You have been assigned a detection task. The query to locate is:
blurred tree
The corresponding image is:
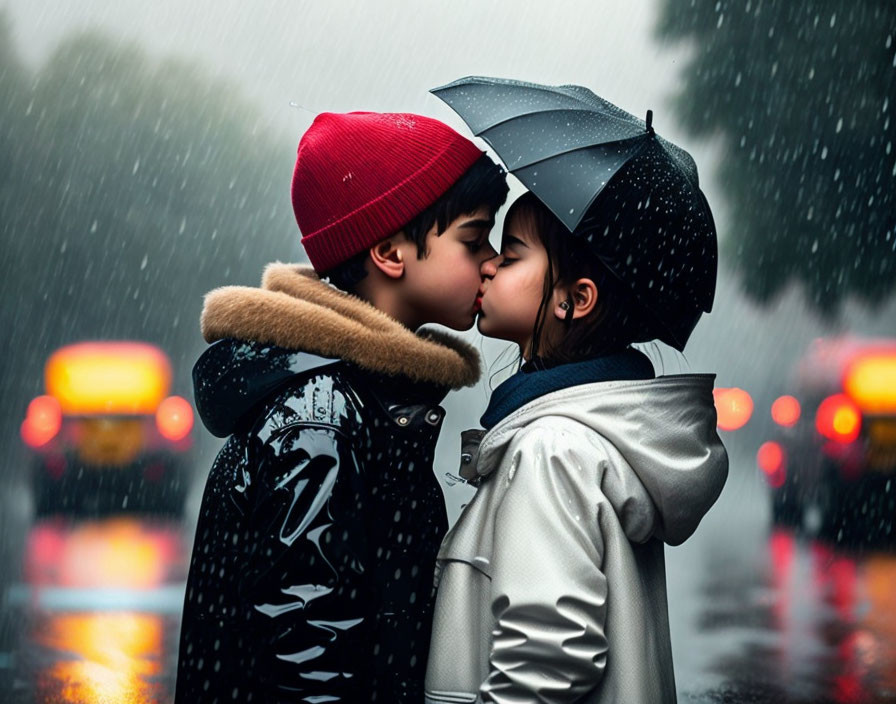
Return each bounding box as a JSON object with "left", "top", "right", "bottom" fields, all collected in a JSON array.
[
  {"left": 0, "top": 21, "right": 302, "bottom": 486},
  {"left": 0, "top": 24, "right": 299, "bottom": 404},
  {"left": 0, "top": 12, "right": 27, "bottom": 225},
  {"left": 656, "top": 1, "right": 895, "bottom": 311}
]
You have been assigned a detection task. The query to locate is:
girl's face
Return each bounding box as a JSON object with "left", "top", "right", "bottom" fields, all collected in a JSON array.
[{"left": 477, "top": 211, "right": 552, "bottom": 355}]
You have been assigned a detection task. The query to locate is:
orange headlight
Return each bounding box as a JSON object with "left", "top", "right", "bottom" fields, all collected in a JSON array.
[
  {"left": 45, "top": 342, "right": 172, "bottom": 415},
  {"left": 844, "top": 354, "right": 896, "bottom": 414}
]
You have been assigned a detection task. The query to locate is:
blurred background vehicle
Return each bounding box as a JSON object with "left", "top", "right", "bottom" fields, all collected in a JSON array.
[
  {"left": 758, "top": 336, "right": 896, "bottom": 543},
  {"left": 20, "top": 341, "right": 194, "bottom": 518}
]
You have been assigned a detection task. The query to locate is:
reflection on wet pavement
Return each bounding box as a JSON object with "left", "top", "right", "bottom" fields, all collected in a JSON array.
[
  {"left": 4, "top": 517, "right": 185, "bottom": 704},
  {"left": 671, "top": 477, "right": 896, "bottom": 704},
  {"left": 3, "top": 478, "right": 896, "bottom": 703},
  {"left": 34, "top": 613, "right": 165, "bottom": 704}
]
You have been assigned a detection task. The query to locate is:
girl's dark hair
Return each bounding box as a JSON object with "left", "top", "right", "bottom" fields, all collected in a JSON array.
[
  {"left": 511, "top": 192, "right": 657, "bottom": 366},
  {"left": 323, "top": 154, "right": 508, "bottom": 292}
]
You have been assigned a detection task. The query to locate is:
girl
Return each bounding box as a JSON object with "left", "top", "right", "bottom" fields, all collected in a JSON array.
[{"left": 424, "top": 192, "right": 729, "bottom": 703}]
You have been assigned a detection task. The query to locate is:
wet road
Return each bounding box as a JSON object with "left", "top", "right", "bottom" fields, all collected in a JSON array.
[
  {"left": 668, "top": 453, "right": 896, "bottom": 703},
  {"left": 2, "top": 456, "right": 895, "bottom": 703},
  {"left": 0, "top": 506, "right": 184, "bottom": 704}
]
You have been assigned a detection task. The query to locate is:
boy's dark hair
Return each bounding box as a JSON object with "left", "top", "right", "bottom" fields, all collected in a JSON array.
[
  {"left": 510, "top": 193, "right": 659, "bottom": 366},
  {"left": 323, "top": 154, "right": 508, "bottom": 292}
]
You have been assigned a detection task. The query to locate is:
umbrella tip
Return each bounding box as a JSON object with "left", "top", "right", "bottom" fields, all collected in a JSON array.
[{"left": 646, "top": 109, "right": 655, "bottom": 136}]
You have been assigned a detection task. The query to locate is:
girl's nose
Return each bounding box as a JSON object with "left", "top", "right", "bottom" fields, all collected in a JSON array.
[{"left": 480, "top": 252, "right": 501, "bottom": 279}]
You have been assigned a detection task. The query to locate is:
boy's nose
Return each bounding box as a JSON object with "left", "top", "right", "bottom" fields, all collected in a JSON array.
[{"left": 480, "top": 252, "right": 500, "bottom": 279}]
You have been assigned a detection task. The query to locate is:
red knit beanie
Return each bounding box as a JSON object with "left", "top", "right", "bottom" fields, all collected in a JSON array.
[{"left": 291, "top": 112, "right": 483, "bottom": 272}]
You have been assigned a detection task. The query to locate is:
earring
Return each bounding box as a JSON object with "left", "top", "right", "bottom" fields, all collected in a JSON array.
[{"left": 559, "top": 301, "right": 571, "bottom": 311}]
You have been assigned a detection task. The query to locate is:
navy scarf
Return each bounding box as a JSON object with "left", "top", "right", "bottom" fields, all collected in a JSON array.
[{"left": 480, "top": 348, "right": 655, "bottom": 430}]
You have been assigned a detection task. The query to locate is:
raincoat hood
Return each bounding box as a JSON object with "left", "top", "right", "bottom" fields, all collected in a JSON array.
[
  {"left": 192, "top": 263, "right": 480, "bottom": 438},
  {"left": 472, "top": 374, "right": 727, "bottom": 546}
]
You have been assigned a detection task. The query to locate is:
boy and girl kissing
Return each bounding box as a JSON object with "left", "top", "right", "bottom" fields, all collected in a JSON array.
[{"left": 176, "top": 80, "right": 728, "bottom": 704}]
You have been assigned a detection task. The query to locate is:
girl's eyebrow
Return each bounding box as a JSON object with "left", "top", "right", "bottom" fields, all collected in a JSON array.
[{"left": 501, "top": 235, "right": 529, "bottom": 249}]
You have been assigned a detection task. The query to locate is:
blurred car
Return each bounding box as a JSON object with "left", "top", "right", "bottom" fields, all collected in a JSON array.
[
  {"left": 20, "top": 341, "right": 194, "bottom": 517},
  {"left": 760, "top": 336, "right": 896, "bottom": 541}
]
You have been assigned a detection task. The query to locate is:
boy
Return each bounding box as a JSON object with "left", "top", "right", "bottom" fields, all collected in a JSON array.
[{"left": 175, "top": 112, "right": 508, "bottom": 703}]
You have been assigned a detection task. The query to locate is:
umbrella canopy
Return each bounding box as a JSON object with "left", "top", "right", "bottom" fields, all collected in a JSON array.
[{"left": 431, "top": 76, "right": 718, "bottom": 351}]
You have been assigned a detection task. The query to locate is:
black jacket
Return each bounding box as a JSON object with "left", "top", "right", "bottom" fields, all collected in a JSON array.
[{"left": 175, "top": 265, "right": 480, "bottom": 703}]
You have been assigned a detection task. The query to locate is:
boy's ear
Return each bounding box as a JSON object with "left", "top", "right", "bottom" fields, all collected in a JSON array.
[
  {"left": 368, "top": 237, "right": 405, "bottom": 279},
  {"left": 552, "top": 278, "right": 598, "bottom": 320}
]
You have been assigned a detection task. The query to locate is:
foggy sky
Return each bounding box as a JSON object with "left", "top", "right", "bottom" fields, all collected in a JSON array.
[{"left": 6, "top": 0, "right": 895, "bottom": 520}]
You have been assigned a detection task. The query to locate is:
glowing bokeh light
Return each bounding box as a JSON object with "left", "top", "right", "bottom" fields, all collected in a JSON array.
[
  {"left": 816, "top": 394, "right": 862, "bottom": 444},
  {"left": 844, "top": 354, "right": 896, "bottom": 413},
  {"left": 757, "top": 441, "right": 788, "bottom": 489},
  {"left": 771, "top": 395, "right": 801, "bottom": 427},
  {"left": 20, "top": 395, "right": 63, "bottom": 447},
  {"left": 45, "top": 342, "right": 172, "bottom": 415},
  {"left": 155, "top": 396, "right": 194, "bottom": 442},
  {"left": 713, "top": 387, "right": 754, "bottom": 431}
]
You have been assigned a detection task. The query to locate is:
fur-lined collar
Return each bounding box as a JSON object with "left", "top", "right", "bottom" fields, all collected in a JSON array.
[{"left": 200, "top": 263, "right": 480, "bottom": 389}]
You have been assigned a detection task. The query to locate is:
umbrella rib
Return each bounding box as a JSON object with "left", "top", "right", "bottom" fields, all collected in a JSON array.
[
  {"left": 497, "top": 133, "right": 650, "bottom": 171},
  {"left": 476, "top": 106, "right": 641, "bottom": 136}
]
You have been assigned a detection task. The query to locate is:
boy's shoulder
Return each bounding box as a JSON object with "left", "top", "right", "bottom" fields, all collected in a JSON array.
[
  {"left": 193, "top": 338, "right": 349, "bottom": 439},
  {"left": 194, "top": 337, "right": 451, "bottom": 442}
]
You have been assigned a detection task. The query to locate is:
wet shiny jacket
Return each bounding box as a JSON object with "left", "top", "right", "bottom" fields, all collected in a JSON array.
[
  {"left": 175, "top": 264, "right": 480, "bottom": 703},
  {"left": 425, "top": 375, "right": 728, "bottom": 704}
]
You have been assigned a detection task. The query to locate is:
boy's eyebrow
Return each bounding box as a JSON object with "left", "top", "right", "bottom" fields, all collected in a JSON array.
[{"left": 458, "top": 218, "right": 495, "bottom": 230}]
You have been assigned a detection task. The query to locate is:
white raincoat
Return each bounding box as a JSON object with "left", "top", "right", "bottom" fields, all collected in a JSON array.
[{"left": 425, "top": 374, "right": 728, "bottom": 704}]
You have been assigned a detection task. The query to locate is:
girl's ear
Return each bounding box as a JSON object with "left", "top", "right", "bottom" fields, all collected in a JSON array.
[
  {"left": 552, "top": 278, "right": 598, "bottom": 320},
  {"left": 369, "top": 236, "right": 406, "bottom": 279}
]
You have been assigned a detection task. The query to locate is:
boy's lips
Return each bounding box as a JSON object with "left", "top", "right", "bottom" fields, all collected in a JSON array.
[{"left": 473, "top": 286, "right": 486, "bottom": 314}]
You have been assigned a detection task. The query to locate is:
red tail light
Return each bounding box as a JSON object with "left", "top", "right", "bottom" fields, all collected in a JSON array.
[
  {"left": 155, "top": 396, "right": 193, "bottom": 442},
  {"left": 713, "top": 387, "right": 754, "bottom": 431},
  {"left": 757, "top": 441, "right": 787, "bottom": 488},
  {"left": 21, "top": 395, "right": 63, "bottom": 448},
  {"left": 771, "top": 395, "right": 801, "bottom": 427},
  {"left": 815, "top": 394, "right": 862, "bottom": 444}
]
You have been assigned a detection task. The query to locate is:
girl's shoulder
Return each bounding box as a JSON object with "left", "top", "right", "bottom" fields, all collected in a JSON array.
[{"left": 502, "top": 416, "right": 612, "bottom": 471}]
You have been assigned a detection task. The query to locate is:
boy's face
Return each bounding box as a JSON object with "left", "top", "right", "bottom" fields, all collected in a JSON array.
[{"left": 398, "top": 205, "right": 497, "bottom": 331}]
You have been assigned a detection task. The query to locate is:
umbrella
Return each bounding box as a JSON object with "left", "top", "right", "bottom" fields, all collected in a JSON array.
[{"left": 431, "top": 76, "right": 717, "bottom": 351}]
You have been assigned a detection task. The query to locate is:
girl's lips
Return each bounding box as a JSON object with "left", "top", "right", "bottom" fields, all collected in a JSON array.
[{"left": 473, "top": 296, "right": 483, "bottom": 313}]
